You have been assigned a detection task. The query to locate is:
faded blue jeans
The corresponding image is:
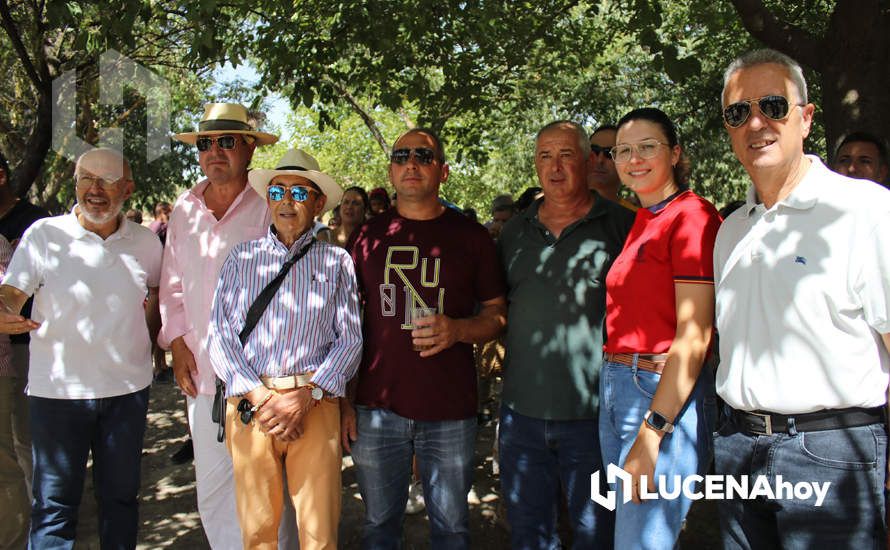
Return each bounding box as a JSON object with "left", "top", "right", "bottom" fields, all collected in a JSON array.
[
  {"left": 598, "top": 360, "right": 716, "bottom": 550},
  {"left": 29, "top": 387, "right": 149, "bottom": 550},
  {"left": 498, "top": 404, "right": 614, "bottom": 549},
  {"left": 715, "top": 407, "right": 886, "bottom": 549},
  {"left": 351, "top": 405, "right": 476, "bottom": 550}
]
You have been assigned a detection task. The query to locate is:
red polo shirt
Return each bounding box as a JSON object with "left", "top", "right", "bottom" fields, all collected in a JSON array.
[{"left": 604, "top": 190, "right": 721, "bottom": 354}]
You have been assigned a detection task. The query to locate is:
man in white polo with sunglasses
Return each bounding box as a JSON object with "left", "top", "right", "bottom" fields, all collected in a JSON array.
[
  {"left": 161, "top": 103, "right": 279, "bottom": 547},
  {"left": 714, "top": 49, "right": 890, "bottom": 548},
  {"left": 207, "top": 148, "right": 361, "bottom": 549}
]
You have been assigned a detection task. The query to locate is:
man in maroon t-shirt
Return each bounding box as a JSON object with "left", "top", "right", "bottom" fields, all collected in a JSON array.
[{"left": 345, "top": 128, "right": 506, "bottom": 549}]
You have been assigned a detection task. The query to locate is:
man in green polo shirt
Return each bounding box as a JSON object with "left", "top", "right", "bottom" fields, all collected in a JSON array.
[{"left": 497, "top": 120, "right": 633, "bottom": 549}]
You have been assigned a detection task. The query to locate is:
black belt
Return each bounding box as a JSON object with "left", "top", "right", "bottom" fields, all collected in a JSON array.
[{"left": 731, "top": 406, "right": 885, "bottom": 436}]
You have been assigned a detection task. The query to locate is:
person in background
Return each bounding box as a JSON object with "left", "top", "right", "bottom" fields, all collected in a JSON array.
[
  {"left": 327, "top": 205, "right": 342, "bottom": 230},
  {"left": 831, "top": 131, "right": 888, "bottom": 187},
  {"left": 149, "top": 201, "right": 172, "bottom": 244},
  {"left": 600, "top": 108, "right": 721, "bottom": 549},
  {"left": 0, "top": 154, "right": 47, "bottom": 549},
  {"left": 589, "top": 125, "right": 639, "bottom": 212},
  {"left": 368, "top": 187, "right": 391, "bottom": 216},
  {"left": 485, "top": 194, "right": 515, "bottom": 240},
  {"left": 320, "top": 185, "right": 369, "bottom": 248},
  {"left": 514, "top": 187, "right": 542, "bottom": 213},
  {"left": 125, "top": 209, "right": 143, "bottom": 224}
]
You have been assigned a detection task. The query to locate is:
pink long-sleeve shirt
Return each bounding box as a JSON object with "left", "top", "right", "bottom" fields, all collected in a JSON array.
[{"left": 159, "top": 179, "right": 271, "bottom": 395}]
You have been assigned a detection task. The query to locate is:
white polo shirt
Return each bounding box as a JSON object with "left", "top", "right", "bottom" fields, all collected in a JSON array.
[
  {"left": 715, "top": 156, "right": 890, "bottom": 413},
  {"left": 3, "top": 209, "right": 163, "bottom": 399}
]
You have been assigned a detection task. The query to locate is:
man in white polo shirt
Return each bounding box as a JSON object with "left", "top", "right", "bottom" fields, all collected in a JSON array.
[
  {"left": 714, "top": 48, "right": 890, "bottom": 548},
  {"left": 0, "top": 148, "right": 162, "bottom": 548}
]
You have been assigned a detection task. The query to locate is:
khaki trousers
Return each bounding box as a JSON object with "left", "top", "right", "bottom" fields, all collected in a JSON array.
[{"left": 226, "top": 396, "right": 341, "bottom": 550}]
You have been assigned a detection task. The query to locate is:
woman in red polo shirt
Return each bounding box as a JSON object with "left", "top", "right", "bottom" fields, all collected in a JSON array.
[{"left": 599, "top": 107, "right": 721, "bottom": 549}]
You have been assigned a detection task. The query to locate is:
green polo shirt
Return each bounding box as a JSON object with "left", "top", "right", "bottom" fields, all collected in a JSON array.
[{"left": 498, "top": 194, "right": 634, "bottom": 420}]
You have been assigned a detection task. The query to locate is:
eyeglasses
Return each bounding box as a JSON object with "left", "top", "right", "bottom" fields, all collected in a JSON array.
[
  {"left": 590, "top": 144, "right": 612, "bottom": 159},
  {"left": 610, "top": 139, "right": 670, "bottom": 164},
  {"left": 722, "top": 95, "right": 800, "bottom": 128},
  {"left": 390, "top": 147, "right": 437, "bottom": 165},
  {"left": 267, "top": 184, "right": 318, "bottom": 202},
  {"left": 196, "top": 135, "right": 238, "bottom": 152},
  {"left": 75, "top": 174, "right": 128, "bottom": 190},
  {"left": 237, "top": 399, "right": 254, "bottom": 425}
]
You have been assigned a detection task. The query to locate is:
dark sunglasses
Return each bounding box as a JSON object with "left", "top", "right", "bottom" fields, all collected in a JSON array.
[
  {"left": 590, "top": 144, "right": 612, "bottom": 159},
  {"left": 196, "top": 135, "right": 237, "bottom": 151},
  {"left": 268, "top": 185, "right": 317, "bottom": 202},
  {"left": 723, "top": 95, "right": 798, "bottom": 128},
  {"left": 237, "top": 399, "right": 254, "bottom": 425},
  {"left": 390, "top": 147, "right": 437, "bottom": 165}
]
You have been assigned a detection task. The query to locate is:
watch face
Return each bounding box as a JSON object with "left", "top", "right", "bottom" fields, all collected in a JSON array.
[
  {"left": 311, "top": 386, "right": 324, "bottom": 401},
  {"left": 646, "top": 411, "right": 674, "bottom": 433}
]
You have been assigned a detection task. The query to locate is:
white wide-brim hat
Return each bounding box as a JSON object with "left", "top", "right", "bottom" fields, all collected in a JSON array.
[
  {"left": 174, "top": 103, "right": 278, "bottom": 146},
  {"left": 248, "top": 148, "right": 342, "bottom": 213}
]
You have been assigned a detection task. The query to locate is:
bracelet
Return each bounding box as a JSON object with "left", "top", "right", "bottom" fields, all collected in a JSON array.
[{"left": 251, "top": 391, "right": 274, "bottom": 413}]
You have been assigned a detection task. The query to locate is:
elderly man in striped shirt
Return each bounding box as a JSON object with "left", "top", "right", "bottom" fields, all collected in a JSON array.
[{"left": 207, "top": 148, "right": 362, "bottom": 550}]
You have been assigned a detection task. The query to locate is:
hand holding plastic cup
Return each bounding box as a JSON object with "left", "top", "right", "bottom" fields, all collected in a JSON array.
[{"left": 410, "top": 306, "right": 437, "bottom": 352}]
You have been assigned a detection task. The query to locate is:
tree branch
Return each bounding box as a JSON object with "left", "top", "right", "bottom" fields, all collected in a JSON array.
[
  {"left": 729, "top": 0, "right": 824, "bottom": 70},
  {"left": 0, "top": 0, "right": 43, "bottom": 88},
  {"left": 324, "top": 78, "right": 390, "bottom": 156}
]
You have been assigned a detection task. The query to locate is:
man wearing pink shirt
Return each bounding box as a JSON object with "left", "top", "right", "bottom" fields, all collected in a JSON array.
[{"left": 160, "top": 103, "right": 278, "bottom": 548}]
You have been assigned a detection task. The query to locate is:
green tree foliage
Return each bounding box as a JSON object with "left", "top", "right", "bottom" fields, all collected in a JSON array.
[{"left": 0, "top": 0, "right": 217, "bottom": 209}]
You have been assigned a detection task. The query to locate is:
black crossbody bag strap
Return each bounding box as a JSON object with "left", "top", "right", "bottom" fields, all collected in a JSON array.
[{"left": 213, "top": 238, "right": 316, "bottom": 442}]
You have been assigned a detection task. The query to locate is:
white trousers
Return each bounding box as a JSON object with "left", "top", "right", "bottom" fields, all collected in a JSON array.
[{"left": 188, "top": 394, "right": 299, "bottom": 549}]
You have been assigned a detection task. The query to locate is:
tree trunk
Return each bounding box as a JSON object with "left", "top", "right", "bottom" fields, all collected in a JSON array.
[
  {"left": 818, "top": 2, "right": 890, "bottom": 157},
  {"left": 730, "top": 0, "right": 890, "bottom": 159},
  {"left": 11, "top": 86, "right": 53, "bottom": 199}
]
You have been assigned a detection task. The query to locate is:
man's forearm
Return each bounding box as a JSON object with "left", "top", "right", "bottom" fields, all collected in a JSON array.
[{"left": 455, "top": 302, "right": 507, "bottom": 345}]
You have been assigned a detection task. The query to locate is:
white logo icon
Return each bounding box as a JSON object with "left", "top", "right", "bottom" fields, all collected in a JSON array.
[{"left": 52, "top": 49, "right": 170, "bottom": 180}]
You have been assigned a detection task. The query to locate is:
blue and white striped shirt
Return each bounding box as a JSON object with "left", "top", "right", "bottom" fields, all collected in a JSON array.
[{"left": 208, "top": 228, "right": 362, "bottom": 397}]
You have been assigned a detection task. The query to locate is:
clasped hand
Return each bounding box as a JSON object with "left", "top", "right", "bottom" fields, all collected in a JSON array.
[{"left": 255, "top": 389, "right": 314, "bottom": 442}]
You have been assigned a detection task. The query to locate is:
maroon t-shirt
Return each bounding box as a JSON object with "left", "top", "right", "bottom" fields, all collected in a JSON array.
[{"left": 350, "top": 207, "right": 506, "bottom": 421}]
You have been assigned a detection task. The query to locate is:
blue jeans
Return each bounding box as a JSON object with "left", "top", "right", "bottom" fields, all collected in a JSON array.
[
  {"left": 714, "top": 408, "right": 886, "bottom": 549},
  {"left": 598, "top": 361, "right": 715, "bottom": 550},
  {"left": 351, "top": 406, "right": 476, "bottom": 550},
  {"left": 29, "top": 387, "right": 149, "bottom": 550},
  {"left": 498, "top": 404, "right": 613, "bottom": 549}
]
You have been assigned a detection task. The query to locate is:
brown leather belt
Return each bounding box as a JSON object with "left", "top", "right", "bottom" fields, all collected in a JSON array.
[
  {"left": 260, "top": 373, "right": 314, "bottom": 390},
  {"left": 604, "top": 352, "right": 668, "bottom": 374}
]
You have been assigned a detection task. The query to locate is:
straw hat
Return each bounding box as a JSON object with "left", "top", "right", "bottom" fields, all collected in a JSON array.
[
  {"left": 173, "top": 103, "right": 278, "bottom": 146},
  {"left": 248, "top": 148, "right": 342, "bottom": 213}
]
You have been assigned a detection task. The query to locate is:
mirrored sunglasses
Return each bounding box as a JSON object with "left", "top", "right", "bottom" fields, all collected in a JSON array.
[
  {"left": 196, "top": 135, "right": 238, "bottom": 151},
  {"left": 390, "top": 147, "right": 437, "bottom": 165},
  {"left": 267, "top": 184, "right": 317, "bottom": 202},
  {"left": 723, "top": 95, "right": 794, "bottom": 128}
]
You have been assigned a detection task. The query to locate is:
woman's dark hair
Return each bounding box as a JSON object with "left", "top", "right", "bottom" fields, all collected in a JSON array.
[
  {"left": 616, "top": 107, "right": 690, "bottom": 187},
  {"left": 343, "top": 186, "right": 370, "bottom": 212}
]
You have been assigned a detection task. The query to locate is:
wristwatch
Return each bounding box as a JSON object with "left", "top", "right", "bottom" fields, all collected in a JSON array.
[
  {"left": 644, "top": 409, "right": 675, "bottom": 434},
  {"left": 305, "top": 383, "right": 324, "bottom": 402}
]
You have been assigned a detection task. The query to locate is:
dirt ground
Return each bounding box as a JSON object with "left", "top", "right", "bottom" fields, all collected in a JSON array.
[{"left": 71, "top": 378, "right": 720, "bottom": 549}]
